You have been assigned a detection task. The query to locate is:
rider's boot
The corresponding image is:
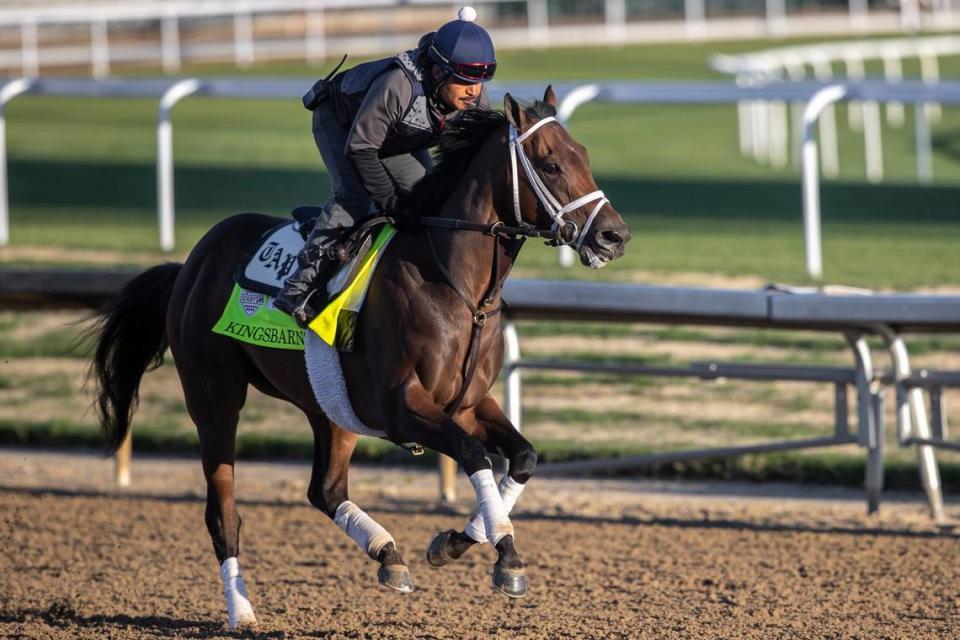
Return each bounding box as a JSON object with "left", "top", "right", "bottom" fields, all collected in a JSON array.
[{"left": 274, "top": 230, "right": 335, "bottom": 328}]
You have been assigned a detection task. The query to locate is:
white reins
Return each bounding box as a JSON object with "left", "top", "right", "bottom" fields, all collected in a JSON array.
[{"left": 508, "top": 116, "right": 609, "bottom": 251}]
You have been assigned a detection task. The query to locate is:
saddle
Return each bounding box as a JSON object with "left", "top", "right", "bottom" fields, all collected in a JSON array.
[{"left": 239, "top": 207, "right": 390, "bottom": 306}]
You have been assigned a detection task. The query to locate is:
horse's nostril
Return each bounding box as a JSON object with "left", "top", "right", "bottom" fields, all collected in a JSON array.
[{"left": 600, "top": 229, "right": 623, "bottom": 246}]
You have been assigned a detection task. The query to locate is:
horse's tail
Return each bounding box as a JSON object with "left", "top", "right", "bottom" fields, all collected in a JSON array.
[{"left": 89, "top": 262, "right": 182, "bottom": 454}]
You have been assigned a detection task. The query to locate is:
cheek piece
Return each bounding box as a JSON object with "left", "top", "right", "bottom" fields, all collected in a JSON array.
[{"left": 508, "top": 116, "right": 609, "bottom": 251}]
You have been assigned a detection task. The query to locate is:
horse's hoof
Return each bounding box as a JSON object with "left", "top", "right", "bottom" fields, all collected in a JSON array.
[
  {"left": 378, "top": 564, "right": 414, "bottom": 593},
  {"left": 227, "top": 613, "right": 257, "bottom": 630},
  {"left": 492, "top": 564, "right": 527, "bottom": 598},
  {"left": 426, "top": 530, "right": 456, "bottom": 568}
]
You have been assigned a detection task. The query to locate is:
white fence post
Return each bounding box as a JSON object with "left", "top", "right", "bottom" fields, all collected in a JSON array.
[
  {"left": 604, "top": 0, "right": 627, "bottom": 44},
  {"left": 684, "top": 0, "right": 706, "bottom": 40},
  {"left": 91, "top": 19, "right": 110, "bottom": 79},
  {"left": 161, "top": 15, "right": 182, "bottom": 74},
  {"left": 305, "top": 8, "right": 326, "bottom": 65},
  {"left": 234, "top": 11, "right": 255, "bottom": 69},
  {"left": 882, "top": 48, "right": 905, "bottom": 127},
  {"left": 0, "top": 78, "right": 35, "bottom": 248},
  {"left": 527, "top": 0, "right": 549, "bottom": 46},
  {"left": 915, "top": 103, "right": 933, "bottom": 184},
  {"left": 849, "top": 0, "right": 870, "bottom": 32},
  {"left": 503, "top": 322, "right": 522, "bottom": 432},
  {"left": 21, "top": 20, "right": 39, "bottom": 78},
  {"left": 801, "top": 85, "right": 847, "bottom": 280},
  {"left": 157, "top": 79, "right": 202, "bottom": 253}
]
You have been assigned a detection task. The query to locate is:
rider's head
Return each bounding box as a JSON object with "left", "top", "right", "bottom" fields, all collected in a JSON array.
[{"left": 427, "top": 7, "right": 496, "bottom": 112}]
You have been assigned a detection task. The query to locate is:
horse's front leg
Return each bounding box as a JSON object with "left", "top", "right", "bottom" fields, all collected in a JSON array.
[
  {"left": 305, "top": 414, "right": 413, "bottom": 593},
  {"left": 393, "top": 385, "right": 529, "bottom": 598},
  {"left": 426, "top": 396, "right": 536, "bottom": 578}
]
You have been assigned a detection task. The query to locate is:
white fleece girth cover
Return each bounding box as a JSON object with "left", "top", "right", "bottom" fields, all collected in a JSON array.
[
  {"left": 304, "top": 331, "right": 385, "bottom": 437},
  {"left": 335, "top": 500, "right": 395, "bottom": 559},
  {"left": 464, "top": 475, "right": 525, "bottom": 544}
]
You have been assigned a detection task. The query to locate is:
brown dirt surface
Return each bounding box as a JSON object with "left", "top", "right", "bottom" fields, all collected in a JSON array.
[{"left": 2, "top": 451, "right": 959, "bottom": 639}]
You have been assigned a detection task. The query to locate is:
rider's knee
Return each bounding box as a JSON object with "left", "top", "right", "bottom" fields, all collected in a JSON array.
[{"left": 510, "top": 445, "right": 538, "bottom": 484}]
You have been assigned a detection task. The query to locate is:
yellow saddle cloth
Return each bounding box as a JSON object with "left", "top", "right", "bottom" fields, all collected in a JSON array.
[{"left": 308, "top": 224, "right": 397, "bottom": 352}]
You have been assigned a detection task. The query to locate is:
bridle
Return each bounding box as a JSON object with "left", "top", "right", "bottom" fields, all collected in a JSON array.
[
  {"left": 414, "top": 113, "right": 611, "bottom": 413},
  {"left": 508, "top": 116, "right": 609, "bottom": 251}
]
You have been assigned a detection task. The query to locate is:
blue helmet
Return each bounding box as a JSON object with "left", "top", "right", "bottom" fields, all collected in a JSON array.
[{"left": 427, "top": 7, "right": 497, "bottom": 83}]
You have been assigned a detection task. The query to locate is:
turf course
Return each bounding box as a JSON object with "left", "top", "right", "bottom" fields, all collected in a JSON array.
[{"left": 5, "top": 36, "right": 960, "bottom": 289}]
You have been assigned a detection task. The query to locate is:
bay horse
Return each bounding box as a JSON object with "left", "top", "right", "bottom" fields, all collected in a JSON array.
[{"left": 90, "top": 87, "right": 630, "bottom": 629}]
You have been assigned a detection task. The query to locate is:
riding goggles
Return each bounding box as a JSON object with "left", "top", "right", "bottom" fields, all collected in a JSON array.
[{"left": 429, "top": 44, "right": 497, "bottom": 82}]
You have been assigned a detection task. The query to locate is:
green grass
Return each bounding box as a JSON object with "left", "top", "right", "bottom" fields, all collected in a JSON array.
[{"left": 4, "top": 37, "right": 960, "bottom": 288}]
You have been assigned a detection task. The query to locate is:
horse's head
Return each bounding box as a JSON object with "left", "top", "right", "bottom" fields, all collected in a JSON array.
[{"left": 502, "top": 86, "right": 631, "bottom": 268}]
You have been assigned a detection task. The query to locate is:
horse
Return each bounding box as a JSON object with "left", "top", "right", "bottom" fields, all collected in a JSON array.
[{"left": 89, "top": 86, "right": 630, "bottom": 629}]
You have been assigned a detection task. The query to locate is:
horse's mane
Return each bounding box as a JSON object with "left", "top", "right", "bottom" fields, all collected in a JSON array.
[{"left": 397, "top": 100, "right": 557, "bottom": 219}]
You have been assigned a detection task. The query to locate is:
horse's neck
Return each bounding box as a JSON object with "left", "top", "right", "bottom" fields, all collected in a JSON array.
[{"left": 433, "top": 170, "right": 518, "bottom": 302}]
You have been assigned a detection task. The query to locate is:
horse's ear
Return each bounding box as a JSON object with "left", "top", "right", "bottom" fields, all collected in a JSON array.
[
  {"left": 504, "top": 93, "right": 527, "bottom": 130},
  {"left": 543, "top": 85, "right": 557, "bottom": 107}
]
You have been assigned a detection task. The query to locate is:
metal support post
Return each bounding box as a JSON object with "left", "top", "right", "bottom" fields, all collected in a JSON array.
[
  {"left": 875, "top": 325, "right": 945, "bottom": 523},
  {"left": 156, "top": 79, "right": 202, "bottom": 252},
  {"left": 0, "top": 78, "right": 34, "bottom": 248},
  {"left": 161, "top": 15, "right": 182, "bottom": 74},
  {"left": 845, "top": 332, "right": 881, "bottom": 513},
  {"left": 801, "top": 84, "right": 846, "bottom": 280},
  {"left": 929, "top": 386, "right": 946, "bottom": 441}
]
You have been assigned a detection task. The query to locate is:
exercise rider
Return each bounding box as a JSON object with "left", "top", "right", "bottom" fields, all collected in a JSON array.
[{"left": 275, "top": 6, "right": 497, "bottom": 325}]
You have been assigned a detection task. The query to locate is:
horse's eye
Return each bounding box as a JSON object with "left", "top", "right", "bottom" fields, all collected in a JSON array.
[{"left": 541, "top": 163, "right": 561, "bottom": 175}]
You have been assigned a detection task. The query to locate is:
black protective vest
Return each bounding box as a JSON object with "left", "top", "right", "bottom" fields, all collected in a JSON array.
[{"left": 330, "top": 48, "right": 440, "bottom": 156}]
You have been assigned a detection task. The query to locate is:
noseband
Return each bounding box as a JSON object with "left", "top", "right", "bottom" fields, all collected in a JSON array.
[{"left": 508, "top": 116, "right": 609, "bottom": 251}]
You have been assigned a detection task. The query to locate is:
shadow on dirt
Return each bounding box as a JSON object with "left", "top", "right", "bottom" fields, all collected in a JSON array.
[
  {"left": 1, "top": 485, "right": 955, "bottom": 540},
  {"left": 0, "top": 601, "right": 281, "bottom": 638}
]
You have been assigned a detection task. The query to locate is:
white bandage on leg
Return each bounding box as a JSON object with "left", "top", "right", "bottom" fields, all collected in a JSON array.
[
  {"left": 334, "top": 500, "right": 395, "bottom": 560},
  {"left": 464, "top": 475, "right": 526, "bottom": 544},
  {"left": 220, "top": 557, "right": 257, "bottom": 629},
  {"left": 468, "top": 469, "right": 514, "bottom": 546}
]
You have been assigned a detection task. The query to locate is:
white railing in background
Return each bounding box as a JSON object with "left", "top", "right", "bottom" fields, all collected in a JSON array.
[
  {"left": 712, "top": 35, "right": 960, "bottom": 185},
  {"left": 1, "top": 78, "right": 959, "bottom": 279},
  {"left": 2, "top": 0, "right": 959, "bottom": 78}
]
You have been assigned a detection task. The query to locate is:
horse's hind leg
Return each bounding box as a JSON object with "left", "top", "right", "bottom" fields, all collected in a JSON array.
[
  {"left": 305, "top": 413, "right": 414, "bottom": 593},
  {"left": 174, "top": 347, "right": 257, "bottom": 629},
  {"left": 392, "top": 384, "right": 527, "bottom": 598},
  {"left": 427, "top": 394, "right": 536, "bottom": 569}
]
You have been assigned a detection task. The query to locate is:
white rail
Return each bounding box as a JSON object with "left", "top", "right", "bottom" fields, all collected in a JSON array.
[{"left": 4, "top": 1, "right": 958, "bottom": 78}]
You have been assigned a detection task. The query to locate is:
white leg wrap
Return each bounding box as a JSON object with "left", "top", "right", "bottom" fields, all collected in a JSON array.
[
  {"left": 464, "top": 475, "right": 525, "bottom": 544},
  {"left": 334, "top": 500, "right": 395, "bottom": 560},
  {"left": 220, "top": 557, "right": 256, "bottom": 629},
  {"left": 468, "top": 469, "right": 514, "bottom": 546}
]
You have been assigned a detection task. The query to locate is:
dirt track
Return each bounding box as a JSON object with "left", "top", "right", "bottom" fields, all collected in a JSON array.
[{"left": 2, "top": 451, "right": 959, "bottom": 639}]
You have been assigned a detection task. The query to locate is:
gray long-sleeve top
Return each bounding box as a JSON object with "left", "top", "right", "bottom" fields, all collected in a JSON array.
[{"left": 340, "top": 66, "right": 489, "bottom": 213}]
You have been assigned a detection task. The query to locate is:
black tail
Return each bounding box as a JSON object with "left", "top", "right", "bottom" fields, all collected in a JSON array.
[{"left": 89, "top": 263, "right": 182, "bottom": 454}]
